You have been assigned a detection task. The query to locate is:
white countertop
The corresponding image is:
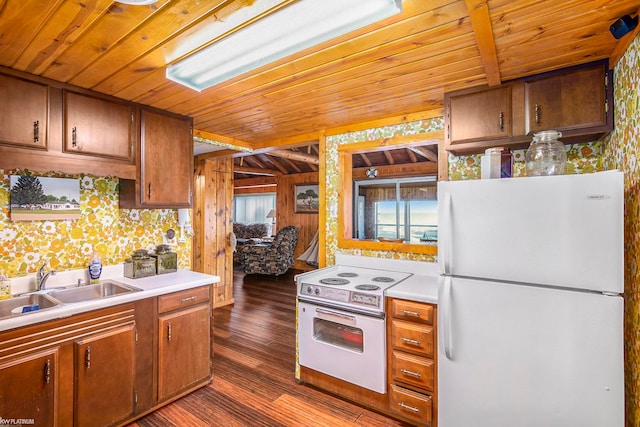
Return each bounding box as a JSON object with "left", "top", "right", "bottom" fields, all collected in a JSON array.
[
  {"left": 385, "top": 273, "right": 439, "bottom": 304},
  {"left": 0, "top": 269, "right": 220, "bottom": 333}
]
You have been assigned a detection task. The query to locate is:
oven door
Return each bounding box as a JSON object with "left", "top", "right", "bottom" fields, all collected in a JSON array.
[{"left": 298, "top": 298, "right": 386, "bottom": 394}]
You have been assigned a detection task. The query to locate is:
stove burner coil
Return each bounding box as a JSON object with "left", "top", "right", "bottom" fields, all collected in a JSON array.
[
  {"left": 319, "top": 278, "right": 350, "bottom": 286},
  {"left": 371, "top": 276, "right": 395, "bottom": 283},
  {"left": 337, "top": 272, "right": 359, "bottom": 278},
  {"left": 355, "top": 284, "right": 380, "bottom": 291}
]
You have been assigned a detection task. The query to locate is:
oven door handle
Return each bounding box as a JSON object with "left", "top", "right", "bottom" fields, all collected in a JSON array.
[{"left": 315, "top": 308, "right": 357, "bottom": 325}]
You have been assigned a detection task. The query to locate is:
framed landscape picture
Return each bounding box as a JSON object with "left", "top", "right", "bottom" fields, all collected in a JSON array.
[
  {"left": 294, "top": 184, "right": 319, "bottom": 213},
  {"left": 10, "top": 175, "right": 81, "bottom": 221}
]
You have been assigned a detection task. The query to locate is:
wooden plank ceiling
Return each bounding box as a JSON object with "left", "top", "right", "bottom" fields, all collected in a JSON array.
[{"left": 1, "top": 0, "right": 638, "bottom": 178}]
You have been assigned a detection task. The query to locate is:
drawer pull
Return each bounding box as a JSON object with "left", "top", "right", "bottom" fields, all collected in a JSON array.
[
  {"left": 44, "top": 359, "right": 51, "bottom": 384},
  {"left": 498, "top": 111, "right": 504, "bottom": 131},
  {"left": 72, "top": 126, "right": 77, "bottom": 147},
  {"left": 535, "top": 104, "right": 541, "bottom": 125},
  {"left": 85, "top": 346, "right": 91, "bottom": 369},
  {"left": 180, "top": 296, "right": 197, "bottom": 303},
  {"left": 400, "top": 368, "right": 422, "bottom": 378},
  {"left": 34, "top": 120, "right": 39, "bottom": 142},
  {"left": 401, "top": 310, "right": 421, "bottom": 317},
  {"left": 167, "top": 322, "right": 172, "bottom": 341},
  {"left": 400, "top": 337, "right": 421, "bottom": 346},
  {"left": 399, "top": 402, "right": 420, "bottom": 413}
]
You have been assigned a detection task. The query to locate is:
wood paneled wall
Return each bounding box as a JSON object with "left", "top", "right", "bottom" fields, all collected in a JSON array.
[{"left": 276, "top": 172, "right": 319, "bottom": 272}]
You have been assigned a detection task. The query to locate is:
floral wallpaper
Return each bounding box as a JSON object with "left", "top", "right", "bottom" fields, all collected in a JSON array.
[
  {"left": 0, "top": 169, "right": 191, "bottom": 279},
  {"left": 324, "top": 118, "right": 444, "bottom": 265},
  {"left": 601, "top": 31, "right": 640, "bottom": 427},
  {"left": 447, "top": 141, "right": 606, "bottom": 180}
]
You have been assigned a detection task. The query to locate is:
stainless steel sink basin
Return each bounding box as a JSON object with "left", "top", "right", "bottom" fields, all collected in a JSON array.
[
  {"left": 48, "top": 281, "right": 141, "bottom": 303},
  {"left": 0, "top": 293, "right": 61, "bottom": 320}
]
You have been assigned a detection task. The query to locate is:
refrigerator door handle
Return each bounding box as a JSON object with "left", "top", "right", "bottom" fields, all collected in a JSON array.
[
  {"left": 439, "top": 275, "right": 454, "bottom": 360},
  {"left": 442, "top": 192, "right": 453, "bottom": 275}
]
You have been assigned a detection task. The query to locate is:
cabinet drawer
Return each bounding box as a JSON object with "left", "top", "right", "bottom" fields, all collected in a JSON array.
[
  {"left": 391, "top": 320, "right": 434, "bottom": 357},
  {"left": 391, "top": 350, "right": 435, "bottom": 392},
  {"left": 389, "top": 384, "right": 432, "bottom": 426},
  {"left": 391, "top": 300, "right": 434, "bottom": 325},
  {"left": 158, "top": 286, "right": 210, "bottom": 313}
]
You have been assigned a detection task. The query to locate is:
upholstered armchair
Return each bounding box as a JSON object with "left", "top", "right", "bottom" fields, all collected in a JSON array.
[{"left": 241, "top": 225, "right": 299, "bottom": 275}]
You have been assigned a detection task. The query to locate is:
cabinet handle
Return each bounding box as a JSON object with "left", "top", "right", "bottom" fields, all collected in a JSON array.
[
  {"left": 398, "top": 402, "right": 420, "bottom": 413},
  {"left": 44, "top": 359, "right": 51, "bottom": 384},
  {"left": 167, "top": 322, "right": 172, "bottom": 342},
  {"left": 535, "top": 104, "right": 541, "bottom": 125},
  {"left": 148, "top": 183, "right": 152, "bottom": 200},
  {"left": 85, "top": 346, "right": 91, "bottom": 369},
  {"left": 400, "top": 337, "right": 421, "bottom": 346},
  {"left": 400, "top": 368, "right": 422, "bottom": 378},
  {"left": 401, "top": 309, "right": 421, "bottom": 317},
  {"left": 72, "top": 127, "right": 77, "bottom": 147},
  {"left": 180, "top": 296, "right": 197, "bottom": 303},
  {"left": 33, "top": 120, "right": 39, "bottom": 142},
  {"left": 498, "top": 111, "right": 504, "bottom": 131}
]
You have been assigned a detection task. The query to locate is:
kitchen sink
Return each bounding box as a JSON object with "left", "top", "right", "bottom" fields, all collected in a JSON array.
[
  {"left": 0, "top": 293, "right": 61, "bottom": 320},
  {"left": 48, "top": 281, "right": 141, "bottom": 303}
]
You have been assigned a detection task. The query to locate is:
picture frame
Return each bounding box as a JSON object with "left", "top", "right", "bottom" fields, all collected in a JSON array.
[
  {"left": 294, "top": 184, "right": 319, "bottom": 213},
  {"left": 9, "top": 175, "right": 81, "bottom": 221}
]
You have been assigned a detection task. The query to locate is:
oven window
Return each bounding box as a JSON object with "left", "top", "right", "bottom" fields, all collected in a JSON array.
[{"left": 313, "top": 318, "right": 364, "bottom": 353}]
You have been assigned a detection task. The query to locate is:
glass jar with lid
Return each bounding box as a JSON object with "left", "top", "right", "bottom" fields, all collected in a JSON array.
[{"left": 525, "top": 130, "right": 567, "bottom": 176}]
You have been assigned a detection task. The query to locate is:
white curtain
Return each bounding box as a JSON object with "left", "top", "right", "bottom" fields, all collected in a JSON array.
[
  {"left": 233, "top": 193, "right": 276, "bottom": 223},
  {"left": 297, "top": 230, "right": 319, "bottom": 267}
]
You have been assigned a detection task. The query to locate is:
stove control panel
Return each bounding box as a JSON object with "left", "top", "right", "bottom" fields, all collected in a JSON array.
[{"left": 300, "top": 284, "right": 381, "bottom": 309}]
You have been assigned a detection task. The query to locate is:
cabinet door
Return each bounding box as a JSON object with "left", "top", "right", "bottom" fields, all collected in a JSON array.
[
  {"left": 447, "top": 85, "right": 514, "bottom": 147},
  {"left": 158, "top": 304, "right": 210, "bottom": 401},
  {"left": 525, "top": 64, "right": 608, "bottom": 134},
  {"left": 75, "top": 324, "right": 135, "bottom": 427},
  {"left": 0, "top": 348, "right": 58, "bottom": 426},
  {"left": 0, "top": 74, "right": 48, "bottom": 149},
  {"left": 140, "top": 108, "right": 193, "bottom": 207},
  {"left": 64, "top": 91, "right": 135, "bottom": 161}
]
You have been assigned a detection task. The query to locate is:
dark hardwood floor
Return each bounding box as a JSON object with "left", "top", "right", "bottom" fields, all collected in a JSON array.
[{"left": 128, "top": 269, "right": 410, "bottom": 427}]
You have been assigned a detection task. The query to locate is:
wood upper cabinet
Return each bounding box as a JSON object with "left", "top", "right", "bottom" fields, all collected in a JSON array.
[
  {"left": 157, "top": 287, "right": 211, "bottom": 401},
  {"left": 120, "top": 107, "right": 193, "bottom": 208},
  {"left": 0, "top": 73, "right": 48, "bottom": 150},
  {"left": 524, "top": 62, "right": 610, "bottom": 134},
  {"left": 0, "top": 348, "right": 59, "bottom": 426},
  {"left": 446, "top": 84, "right": 522, "bottom": 147},
  {"left": 74, "top": 323, "right": 135, "bottom": 427},
  {"left": 444, "top": 60, "right": 612, "bottom": 155},
  {"left": 64, "top": 90, "right": 135, "bottom": 161}
]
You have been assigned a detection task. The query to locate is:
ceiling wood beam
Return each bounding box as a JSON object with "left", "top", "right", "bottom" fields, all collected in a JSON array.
[
  {"left": 359, "top": 153, "right": 372, "bottom": 167},
  {"left": 465, "top": 0, "right": 501, "bottom": 86},
  {"left": 406, "top": 148, "right": 418, "bottom": 163},
  {"left": 281, "top": 157, "right": 303, "bottom": 173},
  {"left": 266, "top": 149, "right": 319, "bottom": 165},
  {"left": 353, "top": 162, "right": 438, "bottom": 180},
  {"left": 193, "top": 129, "right": 255, "bottom": 150},
  {"left": 408, "top": 146, "right": 438, "bottom": 163},
  {"left": 263, "top": 155, "right": 289, "bottom": 175},
  {"left": 234, "top": 176, "right": 277, "bottom": 188},
  {"left": 383, "top": 150, "right": 395, "bottom": 165},
  {"left": 234, "top": 166, "right": 282, "bottom": 176}
]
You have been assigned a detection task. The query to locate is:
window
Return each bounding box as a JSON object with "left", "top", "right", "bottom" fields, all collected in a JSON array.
[
  {"left": 354, "top": 177, "right": 437, "bottom": 244},
  {"left": 233, "top": 193, "right": 276, "bottom": 224}
]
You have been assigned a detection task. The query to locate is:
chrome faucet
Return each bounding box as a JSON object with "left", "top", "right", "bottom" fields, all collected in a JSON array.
[{"left": 36, "top": 261, "right": 55, "bottom": 291}]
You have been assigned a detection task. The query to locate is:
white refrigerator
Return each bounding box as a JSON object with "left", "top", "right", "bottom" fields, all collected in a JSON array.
[{"left": 437, "top": 171, "right": 625, "bottom": 427}]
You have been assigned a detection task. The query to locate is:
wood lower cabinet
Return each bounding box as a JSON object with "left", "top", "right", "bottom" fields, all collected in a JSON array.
[
  {"left": 387, "top": 298, "right": 437, "bottom": 427},
  {"left": 0, "top": 73, "right": 49, "bottom": 150},
  {"left": 74, "top": 323, "right": 135, "bottom": 427},
  {"left": 0, "top": 348, "right": 59, "bottom": 426},
  {"left": 157, "top": 287, "right": 211, "bottom": 401},
  {"left": 0, "top": 284, "right": 213, "bottom": 427}
]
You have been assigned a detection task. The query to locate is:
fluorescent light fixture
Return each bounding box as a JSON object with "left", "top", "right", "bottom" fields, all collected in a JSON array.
[{"left": 166, "top": 0, "right": 402, "bottom": 91}]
